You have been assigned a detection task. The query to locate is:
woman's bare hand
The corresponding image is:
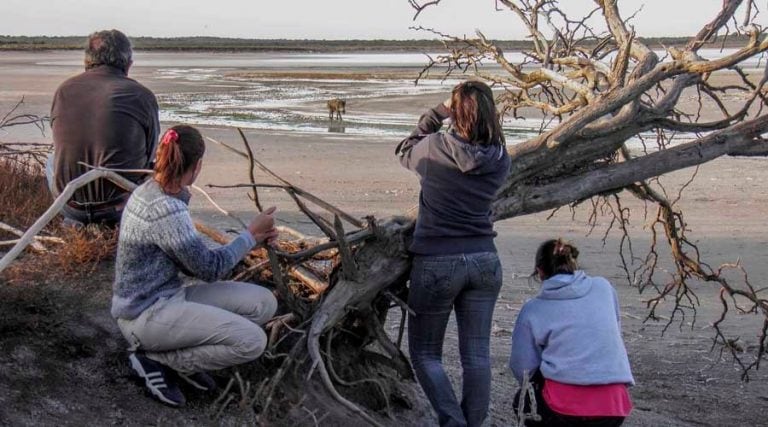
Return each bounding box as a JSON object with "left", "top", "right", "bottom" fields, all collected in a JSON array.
[{"left": 248, "top": 206, "right": 278, "bottom": 245}]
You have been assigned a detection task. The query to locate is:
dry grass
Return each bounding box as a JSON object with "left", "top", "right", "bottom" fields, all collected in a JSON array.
[
  {"left": 53, "top": 225, "right": 118, "bottom": 275},
  {"left": 0, "top": 156, "right": 118, "bottom": 283},
  {"left": 2, "top": 224, "right": 118, "bottom": 286},
  {"left": 0, "top": 157, "right": 55, "bottom": 232},
  {"left": 2, "top": 225, "right": 118, "bottom": 285}
]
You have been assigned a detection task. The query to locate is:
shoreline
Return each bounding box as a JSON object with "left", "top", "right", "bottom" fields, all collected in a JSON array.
[{"left": 0, "top": 34, "right": 756, "bottom": 53}]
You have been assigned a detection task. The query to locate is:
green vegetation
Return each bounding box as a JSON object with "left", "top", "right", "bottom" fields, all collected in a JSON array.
[{"left": 0, "top": 35, "right": 754, "bottom": 52}]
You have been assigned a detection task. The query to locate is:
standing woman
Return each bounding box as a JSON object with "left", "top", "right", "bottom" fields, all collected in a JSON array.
[
  {"left": 510, "top": 239, "right": 633, "bottom": 426},
  {"left": 112, "top": 125, "right": 278, "bottom": 407},
  {"left": 396, "top": 81, "right": 510, "bottom": 427}
]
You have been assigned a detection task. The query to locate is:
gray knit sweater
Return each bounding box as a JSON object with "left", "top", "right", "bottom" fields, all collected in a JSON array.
[{"left": 112, "top": 179, "right": 256, "bottom": 320}]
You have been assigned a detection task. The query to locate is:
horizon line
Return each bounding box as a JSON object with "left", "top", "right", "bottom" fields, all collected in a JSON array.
[{"left": 2, "top": 34, "right": 737, "bottom": 42}]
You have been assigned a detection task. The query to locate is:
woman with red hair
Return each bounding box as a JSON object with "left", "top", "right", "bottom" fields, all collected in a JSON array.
[{"left": 112, "top": 125, "right": 278, "bottom": 407}]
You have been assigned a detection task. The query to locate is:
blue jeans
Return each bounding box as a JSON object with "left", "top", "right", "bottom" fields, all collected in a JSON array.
[{"left": 408, "top": 252, "right": 503, "bottom": 427}]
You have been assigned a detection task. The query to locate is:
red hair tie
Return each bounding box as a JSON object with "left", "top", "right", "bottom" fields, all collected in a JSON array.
[{"left": 161, "top": 129, "right": 179, "bottom": 146}]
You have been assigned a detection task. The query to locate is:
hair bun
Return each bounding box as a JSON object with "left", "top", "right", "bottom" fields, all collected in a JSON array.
[
  {"left": 553, "top": 240, "right": 568, "bottom": 256},
  {"left": 553, "top": 239, "right": 578, "bottom": 260},
  {"left": 535, "top": 238, "right": 580, "bottom": 279}
]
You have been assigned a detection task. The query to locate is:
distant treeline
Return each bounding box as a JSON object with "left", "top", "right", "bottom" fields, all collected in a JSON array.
[{"left": 0, "top": 35, "right": 754, "bottom": 52}]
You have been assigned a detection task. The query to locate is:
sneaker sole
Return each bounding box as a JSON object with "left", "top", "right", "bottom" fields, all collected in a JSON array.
[{"left": 129, "top": 354, "right": 183, "bottom": 407}]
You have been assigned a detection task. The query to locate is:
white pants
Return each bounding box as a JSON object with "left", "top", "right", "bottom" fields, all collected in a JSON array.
[{"left": 117, "top": 281, "right": 277, "bottom": 374}]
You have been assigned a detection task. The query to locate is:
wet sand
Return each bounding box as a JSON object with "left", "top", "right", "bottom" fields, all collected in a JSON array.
[{"left": 2, "top": 51, "right": 767, "bottom": 426}]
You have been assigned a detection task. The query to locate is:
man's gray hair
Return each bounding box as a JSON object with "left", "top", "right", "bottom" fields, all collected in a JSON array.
[{"left": 84, "top": 30, "right": 132, "bottom": 72}]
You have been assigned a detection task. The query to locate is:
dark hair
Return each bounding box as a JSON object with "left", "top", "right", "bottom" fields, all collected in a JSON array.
[
  {"left": 154, "top": 125, "right": 205, "bottom": 193},
  {"left": 450, "top": 80, "right": 505, "bottom": 146},
  {"left": 534, "top": 239, "right": 580, "bottom": 280},
  {"left": 85, "top": 30, "right": 132, "bottom": 72}
]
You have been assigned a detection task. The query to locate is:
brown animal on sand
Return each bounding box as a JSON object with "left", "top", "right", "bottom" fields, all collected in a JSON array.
[{"left": 327, "top": 98, "right": 346, "bottom": 121}]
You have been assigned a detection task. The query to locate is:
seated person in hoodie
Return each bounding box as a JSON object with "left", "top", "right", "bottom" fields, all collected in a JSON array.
[
  {"left": 396, "top": 80, "right": 510, "bottom": 427},
  {"left": 509, "top": 239, "right": 634, "bottom": 427}
]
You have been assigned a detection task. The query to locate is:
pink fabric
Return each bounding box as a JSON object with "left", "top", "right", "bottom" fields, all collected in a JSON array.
[
  {"left": 161, "top": 129, "right": 179, "bottom": 146},
  {"left": 543, "top": 379, "right": 632, "bottom": 417}
]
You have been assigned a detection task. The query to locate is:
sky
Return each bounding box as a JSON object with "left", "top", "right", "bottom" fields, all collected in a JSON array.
[{"left": 0, "top": 1, "right": 750, "bottom": 40}]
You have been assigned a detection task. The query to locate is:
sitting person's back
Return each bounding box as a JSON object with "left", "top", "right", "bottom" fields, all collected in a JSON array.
[
  {"left": 513, "top": 270, "right": 632, "bottom": 385},
  {"left": 49, "top": 29, "right": 159, "bottom": 225},
  {"left": 510, "top": 239, "right": 633, "bottom": 427}
]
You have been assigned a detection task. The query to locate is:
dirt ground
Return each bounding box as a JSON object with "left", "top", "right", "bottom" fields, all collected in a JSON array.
[
  {"left": 1, "top": 51, "right": 768, "bottom": 426},
  {"left": 2, "top": 133, "right": 767, "bottom": 426}
]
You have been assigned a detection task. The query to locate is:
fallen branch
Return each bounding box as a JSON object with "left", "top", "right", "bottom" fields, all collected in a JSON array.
[
  {"left": 288, "top": 189, "right": 338, "bottom": 239},
  {"left": 383, "top": 290, "right": 415, "bottom": 317},
  {"left": 0, "top": 97, "right": 47, "bottom": 132},
  {"left": 276, "top": 226, "right": 308, "bottom": 240},
  {"left": 206, "top": 134, "right": 363, "bottom": 229},
  {"left": 284, "top": 228, "right": 373, "bottom": 264},
  {"left": 288, "top": 265, "right": 329, "bottom": 294},
  {"left": 307, "top": 309, "right": 383, "bottom": 427},
  {"left": 324, "top": 330, "right": 394, "bottom": 418},
  {"left": 265, "top": 313, "right": 298, "bottom": 348},
  {"left": 0, "top": 236, "right": 63, "bottom": 250},
  {"left": 190, "top": 184, "right": 248, "bottom": 229},
  {"left": 333, "top": 215, "right": 358, "bottom": 281},
  {"left": 0, "top": 221, "right": 62, "bottom": 253}
]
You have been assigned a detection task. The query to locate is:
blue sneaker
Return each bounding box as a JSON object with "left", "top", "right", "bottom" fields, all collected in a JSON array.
[
  {"left": 128, "top": 352, "right": 186, "bottom": 407},
  {"left": 177, "top": 371, "right": 217, "bottom": 392}
]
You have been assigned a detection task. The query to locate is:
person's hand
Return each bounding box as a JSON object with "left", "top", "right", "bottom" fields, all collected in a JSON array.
[
  {"left": 442, "top": 97, "right": 452, "bottom": 109},
  {"left": 248, "top": 206, "right": 278, "bottom": 246}
]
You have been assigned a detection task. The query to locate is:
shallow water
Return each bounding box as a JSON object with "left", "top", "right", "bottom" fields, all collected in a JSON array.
[
  {"left": 148, "top": 60, "right": 549, "bottom": 140},
  {"left": 141, "top": 49, "right": 762, "bottom": 145},
  {"left": 33, "top": 48, "right": 764, "bottom": 69},
  {"left": 6, "top": 49, "right": 762, "bottom": 146}
]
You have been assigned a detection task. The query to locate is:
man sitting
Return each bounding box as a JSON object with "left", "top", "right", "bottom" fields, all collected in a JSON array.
[{"left": 47, "top": 29, "right": 160, "bottom": 225}]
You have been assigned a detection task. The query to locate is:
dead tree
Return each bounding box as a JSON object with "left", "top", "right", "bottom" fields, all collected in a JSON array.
[
  {"left": 408, "top": 0, "right": 768, "bottom": 375},
  {"left": 0, "top": 97, "right": 49, "bottom": 167}
]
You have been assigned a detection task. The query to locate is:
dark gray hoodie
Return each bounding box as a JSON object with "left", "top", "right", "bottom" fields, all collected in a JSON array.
[{"left": 396, "top": 103, "right": 510, "bottom": 255}]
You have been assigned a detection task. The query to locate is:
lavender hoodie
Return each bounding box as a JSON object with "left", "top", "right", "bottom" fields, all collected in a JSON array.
[{"left": 509, "top": 271, "right": 635, "bottom": 386}]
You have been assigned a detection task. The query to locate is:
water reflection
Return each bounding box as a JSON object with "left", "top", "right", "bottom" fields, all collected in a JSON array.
[{"left": 327, "top": 122, "right": 346, "bottom": 133}]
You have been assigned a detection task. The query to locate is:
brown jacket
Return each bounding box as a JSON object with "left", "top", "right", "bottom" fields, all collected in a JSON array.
[{"left": 51, "top": 65, "right": 160, "bottom": 204}]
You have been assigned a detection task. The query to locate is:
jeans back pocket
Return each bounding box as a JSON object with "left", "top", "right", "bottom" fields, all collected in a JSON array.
[{"left": 469, "top": 252, "right": 502, "bottom": 291}]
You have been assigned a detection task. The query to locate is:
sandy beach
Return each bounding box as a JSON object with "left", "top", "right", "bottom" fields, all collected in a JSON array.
[{"left": 1, "top": 50, "right": 767, "bottom": 426}]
